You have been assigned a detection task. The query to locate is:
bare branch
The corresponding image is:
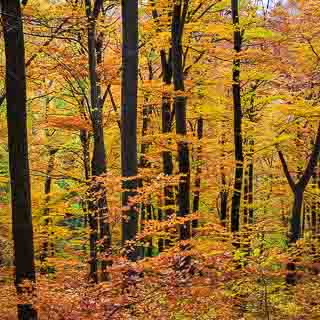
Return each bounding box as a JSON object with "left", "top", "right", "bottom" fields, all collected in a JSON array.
[
  {"left": 297, "top": 123, "right": 320, "bottom": 190},
  {"left": 277, "top": 149, "right": 296, "bottom": 192}
]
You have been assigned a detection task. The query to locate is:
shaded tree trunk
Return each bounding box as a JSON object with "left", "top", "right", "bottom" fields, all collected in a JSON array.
[
  {"left": 139, "top": 104, "right": 153, "bottom": 258},
  {"left": 40, "top": 148, "right": 58, "bottom": 274},
  {"left": 86, "top": 0, "right": 111, "bottom": 282},
  {"left": 121, "top": 0, "right": 139, "bottom": 261},
  {"left": 278, "top": 123, "right": 320, "bottom": 243},
  {"left": 172, "top": 0, "right": 191, "bottom": 241},
  {"left": 219, "top": 129, "right": 228, "bottom": 225},
  {"left": 192, "top": 117, "right": 203, "bottom": 233},
  {"left": 291, "top": 189, "right": 303, "bottom": 243},
  {"left": 80, "top": 129, "right": 90, "bottom": 228},
  {"left": 1, "top": 0, "right": 37, "bottom": 318},
  {"left": 244, "top": 139, "right": 254, "bottom": 224},
  {"left": 159, "top": 49, "right": 174, "bottom": 252},
  {"left": 230, "top": 0, "right": 244, "bottom": 233}
]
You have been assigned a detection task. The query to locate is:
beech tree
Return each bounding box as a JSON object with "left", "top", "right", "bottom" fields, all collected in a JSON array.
[
  {"left": 230, "top": 0, "right": 244, "bottom": 233},
  {"left": 1, "top": 0, "right": 37, "bottom": 318},
  {"left": 121, "top": 0, "right": 139, "bottom": 261},
  {"left": 172, "top": 0, "right": 191, "bottom": 241}
]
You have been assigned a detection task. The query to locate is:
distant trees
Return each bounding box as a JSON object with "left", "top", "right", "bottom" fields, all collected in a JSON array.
[{"left": 1, "top": 0, "right": 37, "bottom": 318}]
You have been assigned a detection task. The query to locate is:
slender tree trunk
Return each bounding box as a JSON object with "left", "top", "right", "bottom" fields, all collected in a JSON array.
[
  {"left": 172, "top": 1, "right": 191, "bottom": 241},
  {"left": 121, "top": 0, "right": 139, "bottom": 261},
  {"left": 311, "top": 171, "right": 317, "bottom": 235},
  {"left": 290, "top": 123, "right": 320, "bottom": 243},
  {"left": 159, "top": 49, "right": 174, "bottom": 252},
  {"left": 291, "top": 189, "right": 303, "bottom": 243},
  {"left": 139, "top": 104, "right": 153, "bottom": 258},
  {"left": 80, "top": 129, "right": 90, "bottom": 228},
  {"left": 192, "top": 117, "right": 203, "bottom": 232},
  {"left": 244, "top": 139, "right": 254, "bottom": 224},
  {"left": 86, "top": 0, "right": 111, "bottom": 281},
  {"left": 248, "top": 157, "right": 254, "bottom": 224},
  {"left": 40, "top": 148, "right": 57, "bottom": 274},
  {"left": 1, "top": 0, "right": 37, "bottom": 318},
  {"left": 230, "top": 0, "right": 244, "bottom": 233},
  {"left": 219, "top": 129, "right": 228, "bottom": 225}
]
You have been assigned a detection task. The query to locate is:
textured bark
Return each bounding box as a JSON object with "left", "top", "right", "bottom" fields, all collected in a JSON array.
[
  {"left": 139, "top": 105, "right": 153, "bottom": 258},
  {"left": 244, "top": 139, "right": 254, "bottom": 225},
  {"left": 121, "top": 0, "right": 139, "bottom": 261},
  {"left": 1, "top": 0, "right": 37, "bottom": 318},
  {"left": 219, "top": 130, "right": 228, "bottom": 225},
  {"left": 40, "top": 148, "right": 57, "bottom": 274},
  {"left": 172, "top": 1, "right": 191, "bottom": 241},
  {"left": 278, "top": 123, "right": 320, "bottom": 243},
  {"left": 230, "top": 0, "right": 244, "bottom": 233},
  {"left": 192, "top": 117, "right": 203, "bottom": 232},
  {"left": 159, "top": 50, "right": 174, "bottom": 252},
  {"left": 86, "top": 0, "right": 111, "bottom": 282}
]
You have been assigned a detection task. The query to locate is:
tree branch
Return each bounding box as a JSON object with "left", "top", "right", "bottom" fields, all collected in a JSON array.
[
  {"left": 297, "top": 123, "right": 320, "bottom": 190},
  {"left": 93, "top": 0, "right": 103, "bottom": 19},
  {"left": 277, "top": 149, "right": 295, "bottom": 192}
]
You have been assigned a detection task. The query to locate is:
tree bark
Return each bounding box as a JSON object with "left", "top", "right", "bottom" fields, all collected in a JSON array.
[
  {"left": 230, "top": 0, "right": 244, "bottom": 233},
  {"left": 159, "top": 49, "right": 174, "bottom": 252},
  {"left": 219, "top": 128, "right": 228, "bottom": 225},
  {"left": 244, "top": 139, "right": 254, "bottom": 224},
  {"left": 172, "top": 1, "right": 191, "bottom": 241},
  {"left": 1, "top": 0, "right": 37, "bottom": 318},
  {"left": 121, "top": 0, "right": 139, "bottom": 261},
  {"left": 86, "top": 0, "right": 111, "bottom": 282},
  {"left": 139, "top": 104, "right": 153, "bottom": 258},
  {"left": 278, "top": 122, "right": 320, "bottom": 244},
  {"left": 192, "top": 117, "right": 203, "bottom": 232},
  {"left": 40, "top": 148, "right": 57, "bottom": 274}
]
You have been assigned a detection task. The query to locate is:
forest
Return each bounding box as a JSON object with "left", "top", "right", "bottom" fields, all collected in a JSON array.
[{"left": 1, "top": 0, "right": 320, "bottom": 319}]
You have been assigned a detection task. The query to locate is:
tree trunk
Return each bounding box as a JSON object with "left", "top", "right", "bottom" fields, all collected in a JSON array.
[
  {"left": 192, "top": 117, "right": 203, "bottom": 232},
  {"left": 1, "top": 0, "right": 37, "bottom": 318},
  {"left": 139, "top": 104, "right": 153, "bottom": 258},
  {"left": 244, "top": 139, "right": 254, "bottom": 224},
  {"left": 291, "top": 189, "right": 303, "bottom": 243},
  {"left": 158, "top": 50, "right": 174, "bottom": 252},
  {"left": 230, "top": 0, "right": 244, "bottom": 233},
  {"left": 86, "top": 0, "right": 111, "bottom": 281},
  {"left": 80, "top": 129, "right": 90, "bottom": 228},
  {"left": 219, "top": 129, "right": 228, "bottom": 225},
  {"left": 40, "top": 148, "right": 57, "bottom": 274},
  {"left": 172, "top": 1, "right": 191, "bottom": 241},
  {"left": 121, "top": 0, "right": 139, "bottom": 261}
]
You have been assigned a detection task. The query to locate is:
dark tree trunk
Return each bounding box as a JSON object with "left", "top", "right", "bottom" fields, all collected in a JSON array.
[
  {"left": 219, "top": 130, "right": 228, "bottom": 225},
  {"left": 192, "top": 117, "right": 203, "bottom": 232},
  {"left": 311, "top": 171, "right": 317, "bottom": 235},
  {"left": 139, "top": 104, "right": 153, "bottom": 258},
  {"left": 279, "top": 136, "right": 320, "bottom": 245},
  {"left": 121, "top": 0, "right": 139, "bottom": 261},
  {"left": 230, "top": 0, "right": 244, "bottom": 233},
  {"left": 248, "top": 160, "right": 254, "bottom": 224},
  {"left": 1, "top": 0, "right": 37, "bottom": 318},
  {"left": 40, "top": 148, "right": 57, "bottom": 274},
  {"left": 85, "top": 0, "right": 111, "bottom": 282},
  {"left": 172, "top": 1, "right": 191, "bottom": 241},
  {"left": 244, "top": 139, "right": 254, "bottom": 224},
  {"left": 291, "top": 189, "right": 303, "bottom": 243},
  {"left": 159, "top": 49, "right": 174, "bottom": 252},
  {"left": 80, "top": 129, "right": 90, "bottom": 228},
  {"left": 86, "top": 0, "right": 111, "bottom": 281}
]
